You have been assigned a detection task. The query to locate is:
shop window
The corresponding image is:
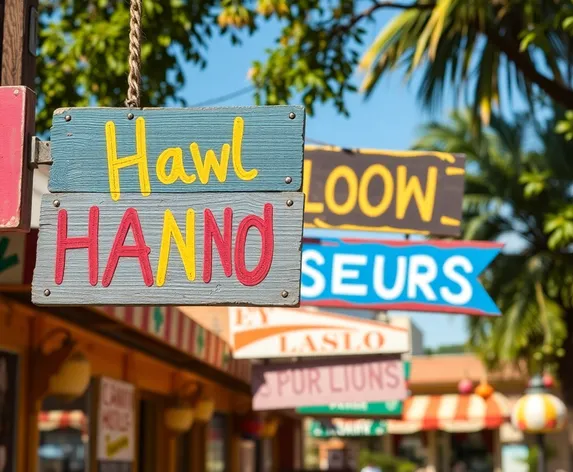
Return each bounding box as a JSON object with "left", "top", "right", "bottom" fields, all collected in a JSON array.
[
  {"left": 207, "top": 414, "right": 228, "bottom": 472},
  {"left": 138, "top": 399, "right": 157, "bottom": 472},
  {"left": 450, "top": 431, "right": 494, "bottom": 471},
  {"left": 175, "top": 429, "right": 192, "bottom": 472},
  {"left": 38, "top": 389, "right": 90, "bottom": 472},
  {"left": 394, "top": 433, "right": 427, "bottom": 467}
]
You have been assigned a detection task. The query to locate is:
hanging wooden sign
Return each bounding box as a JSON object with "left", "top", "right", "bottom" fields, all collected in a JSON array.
[
  {"left": 229, "top": 306, "right": 409, "bottom": 359},
  {"left": 303, "top": 147, "right": 465, "bottom": 236},
  {"left": 301, "top": 239, "right": 502, "bottom": 316},
  {"left": 32, "top": 106, "right": 306, "bottom": 307},
  {"left": 251, "top": 356, "right": 406, "bottom": 410},
  {"left": 32, "top": 193, "right": 304, "bottom": 306}
]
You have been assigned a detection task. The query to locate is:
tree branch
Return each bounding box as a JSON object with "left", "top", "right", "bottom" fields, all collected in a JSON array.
[
  {"left": 335, "top": 1, "right": 435, "bottom": 35},
  {"left": 484, "top": 25, "right": 573, "bottom": 109}
]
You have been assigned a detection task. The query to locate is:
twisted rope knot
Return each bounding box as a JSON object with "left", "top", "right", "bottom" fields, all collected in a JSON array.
[{"left": 125, "top": 0, "right": 143, "bottom": 108}]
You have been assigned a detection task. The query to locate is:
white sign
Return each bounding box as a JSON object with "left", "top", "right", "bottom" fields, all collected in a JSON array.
[
  {"left": 229, "top": 307, "right": 410, "bottom": 359},
  {"left": 97, "top": 377, "right": 135, "bottom": 462}
]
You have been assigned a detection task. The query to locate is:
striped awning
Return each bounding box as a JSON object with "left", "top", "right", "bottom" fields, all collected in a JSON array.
[
  {"left": 38, "top": 410, "right": 87, "bottom": 432},
  {"left": 387, "top": 393, "right": 510, "bottom": 434}
]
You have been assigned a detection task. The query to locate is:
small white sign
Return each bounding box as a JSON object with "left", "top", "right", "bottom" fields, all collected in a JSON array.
[
  {"left": 229, "top": 306, "right": 410, "bottom": 359},
  {"left": 97, "top": 377, "right": 135, "bottom": 462}
]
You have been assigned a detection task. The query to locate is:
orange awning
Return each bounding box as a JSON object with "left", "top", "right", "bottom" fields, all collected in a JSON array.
[{"left": 387, "top": 393, "right": 510, "bottom": 434}]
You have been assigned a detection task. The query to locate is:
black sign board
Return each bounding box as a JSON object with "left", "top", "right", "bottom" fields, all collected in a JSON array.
[{"left": 303, "top": 147, "right": 466, "bottom": 236}]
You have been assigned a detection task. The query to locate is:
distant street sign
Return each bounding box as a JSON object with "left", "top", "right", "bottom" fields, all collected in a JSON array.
[
  {"left": 301, "top": 239, "right": 502, "bottom": 316},
  {"left": 303, "top": 147, "right": 465, "bottom": 236},
  {"left": 252, "top": 356, "right": 406, "bottom": 411},
  {"left": 296, "top": 361, "right": 411, "bottom": 417},
  {"left": 229, "top": 306, "right": 410, "bottom": 360},
  {"left": 32, "top": 106, "right": 306, "bottom": 307},
  {"left": 308, "top": 419, "right": 388, "bottom": 438}
]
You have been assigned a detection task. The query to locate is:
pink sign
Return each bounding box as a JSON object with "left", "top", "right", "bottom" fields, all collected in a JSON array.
[
  {"left": 0, "top": 86, "right": 35, "bottom": 231},
  {"left": 252, "top": 356, "right": 406, "bottom": 411}
]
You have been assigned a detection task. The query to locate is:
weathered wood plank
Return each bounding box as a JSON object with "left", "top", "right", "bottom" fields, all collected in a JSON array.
[
  {"left": 32, "top": 192, "right": 304, "bottom": 306},
  {"left": 303, "top": 146, "right": 466, "bottom": 236},
  {"left": 49, "top": 106, "right": 305, "bottom": 195}
]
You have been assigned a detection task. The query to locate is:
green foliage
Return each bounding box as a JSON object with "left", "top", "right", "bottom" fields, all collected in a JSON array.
[
  {"left": 414, "top": 109, "right": 573, "bottom": 374},
  {"left": 37, "top": 1, "right": 573, "bottom": 135},
  {"left": 523, "top": 443, "right": 557, "bottom": 471},
  {"left": 358, "top": 449, "right": 417, "bottom": 472},
  {"left": 424, "top": 344, "right": 467, "bottom": 355}
]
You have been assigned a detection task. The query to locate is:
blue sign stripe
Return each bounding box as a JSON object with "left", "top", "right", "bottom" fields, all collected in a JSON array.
[{"left": 300, "top": 239, "right": 502, "bottom": 316}]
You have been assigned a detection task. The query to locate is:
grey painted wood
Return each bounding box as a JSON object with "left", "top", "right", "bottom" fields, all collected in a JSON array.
[
  {"left": 32, "top": 192, "right": 304, "bottom": 306},
  {"left": 49, "top": 106, "right": 305, "bottom": 194}
]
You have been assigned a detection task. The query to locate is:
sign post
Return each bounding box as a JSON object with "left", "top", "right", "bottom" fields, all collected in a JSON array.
[
  {"left": 0, "top": 0, "right": 38, "bottom": 232},
  {"left": 32, "top": 106, "right": 306, "bottom": 307}
]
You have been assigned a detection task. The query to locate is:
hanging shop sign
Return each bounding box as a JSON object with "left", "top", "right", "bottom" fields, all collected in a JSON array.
[
  {"left": 97, "top": 377, "right": 135, "bottom": 472},
  {"left": 0, "top": 86, "right": 35, "bottom": 231},
  {"left": 251, "top": 356, "right": 406, "bottom": 411},
  {"left": 309, "top": 418, "right": 388, "bottom": 438},
  {"left": 229, "top": 306, "right": 409, "bottom": 359},
  {"left": 301, "top": 239, "right": 502, "bottom": 316},
  {"left": 32, "top": 106, "right": 305, "bottom": 306},
  {"left": 303, "top": 147, "right": 465, "bottom": 236},
  {"left": 296, "top": 361, "right": 410, "bottom": 417},
  {"left": 0, "top": 350, "right": 19, "bottom": 472}
]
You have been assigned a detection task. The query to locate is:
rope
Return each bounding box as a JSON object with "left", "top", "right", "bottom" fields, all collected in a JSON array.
[{"left": 125, "top": 0, "right": 143, "bottom": 107}]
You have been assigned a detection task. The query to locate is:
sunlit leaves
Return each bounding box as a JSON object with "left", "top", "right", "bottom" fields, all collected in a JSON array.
[{"left": 415, "top": 109, "right": 573, "bottom": 374}]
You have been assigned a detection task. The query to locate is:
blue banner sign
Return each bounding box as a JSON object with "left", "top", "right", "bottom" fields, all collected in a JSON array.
[{"left": 300, "top": 239, "right": 502, "bottom": 316}]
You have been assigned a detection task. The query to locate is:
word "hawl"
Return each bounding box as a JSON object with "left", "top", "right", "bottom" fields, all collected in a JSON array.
[{"left": 105, "top": 116, "right": 258, "bottom": 200}]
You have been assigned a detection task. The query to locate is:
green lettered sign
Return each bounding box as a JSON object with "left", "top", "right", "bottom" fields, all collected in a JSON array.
[
  {"left": 297, "top": 361, "right": 410, "bottom": 417},
  {"left": 309, "top": 419, "right": 388, "bottom": 438}
]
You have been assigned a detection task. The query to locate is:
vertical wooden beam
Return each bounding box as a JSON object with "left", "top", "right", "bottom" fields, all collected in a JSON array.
[{"left": 1, "top": 0, "right": 37, "bottom": 87}]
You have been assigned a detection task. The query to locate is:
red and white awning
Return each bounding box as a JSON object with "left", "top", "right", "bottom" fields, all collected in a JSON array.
[
  {"left": 38, "top": 410, "right": 87, "bottom": 432},
  {"left": 388, "top": 393, "right": 510, "bottom": 434}
]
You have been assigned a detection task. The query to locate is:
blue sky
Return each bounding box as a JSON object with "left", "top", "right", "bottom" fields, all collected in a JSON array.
[{"left": 174, "top": 11, "right": 479, "bottom": 349}]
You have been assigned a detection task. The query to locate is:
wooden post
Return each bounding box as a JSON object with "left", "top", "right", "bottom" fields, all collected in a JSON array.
[
  {"left": 1, "top": 0, "right": 37, "bottom": 232},
  {"left": 1, "top": 0, "right": 38, "bottom": 87}
]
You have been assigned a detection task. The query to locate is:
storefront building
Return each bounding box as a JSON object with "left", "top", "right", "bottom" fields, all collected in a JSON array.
[
  {"left": 0, "top": 236, "right": 302, "bottom": 472},
  {"left": 310, "top": 354, "right": 570, "bottom": 472}
]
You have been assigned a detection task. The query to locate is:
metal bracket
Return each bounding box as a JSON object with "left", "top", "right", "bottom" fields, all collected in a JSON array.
[{"left": 30, "top": 136, "right": 52, "bottom": 168}]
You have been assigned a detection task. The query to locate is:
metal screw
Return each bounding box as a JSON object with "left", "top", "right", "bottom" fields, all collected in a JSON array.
[
  {"left": 127, "top": 112, "right": 134, "bottom": 120},
  {"left": 65, "top": 115, "right": 71, "bottom": 122},
  {"left": 289, "top": 112, "right": 296, "bottom": 120},
  {"left": 286, "top": 199, "right": 294, "bottom": 207},
  {"left": 53, "top": 200, "right": 60, "bottom": 208},
  {"left": 13, "top": 89, "right": 19, "bottom": 96},
  {"left": 285, "top": 176, "right": 292, "bottom": 184},
  {"left": 44, "top": 289, "right": 51, "bottom": 297},
  {"left": 281, "top": 290, "right": 289, "bottom": 298}
]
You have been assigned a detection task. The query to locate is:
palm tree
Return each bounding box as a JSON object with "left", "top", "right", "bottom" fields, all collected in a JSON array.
[
  {"left": 413, "top": 109, "right": 573, "bottom": 445},
  {"left": 359, "top": 0, "right": 573, "bottom": 125}
]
